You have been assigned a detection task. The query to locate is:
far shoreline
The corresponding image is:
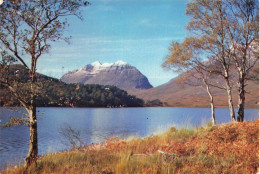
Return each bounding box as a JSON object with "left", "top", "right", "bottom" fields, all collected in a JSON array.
[{"left": 0, "top": 105, "right": 258, "bottom": 109}]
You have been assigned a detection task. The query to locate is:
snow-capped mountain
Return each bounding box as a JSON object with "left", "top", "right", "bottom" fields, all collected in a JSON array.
[{"left": 61, "top": 60, "right": 153, "bottom": 91}]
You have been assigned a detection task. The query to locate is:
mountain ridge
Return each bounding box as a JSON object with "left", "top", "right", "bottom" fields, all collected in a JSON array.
[
  {"left": 61, "top": 60, "right": 153, "bottom": 91},
  {"left": 60, "top": 60, "right": 258, "bottom": 108}
]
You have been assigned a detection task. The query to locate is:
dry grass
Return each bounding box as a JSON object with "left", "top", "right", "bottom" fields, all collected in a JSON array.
[{"left": 3, "top": 120, "right": 259, "bottom": 174}]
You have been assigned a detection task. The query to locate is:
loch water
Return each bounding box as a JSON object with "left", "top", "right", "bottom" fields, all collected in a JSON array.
[{"left": 0, "top": 107, "right": 258, "bottom": 169}]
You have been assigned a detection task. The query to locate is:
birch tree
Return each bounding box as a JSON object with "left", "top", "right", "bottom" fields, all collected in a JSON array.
[
  {"left": 225, "top": 0, "right": 259, "bottom": 122},
  {"left": 184, "top": 0, "right": 258, "bottom": 122},
  {"left": 0, "top": 0, "right": 89, "bottom": 168},
  {"left": 163, "top": 38, "right": 219, "bottom": 125}
]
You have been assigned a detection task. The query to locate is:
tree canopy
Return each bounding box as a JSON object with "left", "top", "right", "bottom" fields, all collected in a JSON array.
[
  {"left": 0, "top": 0, "right": 90, "bottom": 168},
  {"left": 163, "top": 0, "right": 259, "bottom": 122}
]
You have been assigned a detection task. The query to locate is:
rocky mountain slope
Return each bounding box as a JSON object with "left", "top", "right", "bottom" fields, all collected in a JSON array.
[{"left": 61, "top": 61, "right": 153, "bottom": 91}]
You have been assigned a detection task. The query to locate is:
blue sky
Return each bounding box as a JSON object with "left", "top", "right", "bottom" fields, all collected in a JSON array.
[{"left": 38, "top": 0, "right": 189, "bottom": 87}]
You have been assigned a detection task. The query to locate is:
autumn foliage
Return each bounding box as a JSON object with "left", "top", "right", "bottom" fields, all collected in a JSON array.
[{"left": 3, "top": 120, "right": 259, "bottom": 174}]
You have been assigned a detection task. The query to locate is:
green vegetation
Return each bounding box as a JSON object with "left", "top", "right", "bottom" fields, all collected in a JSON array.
[
  {"left": 37, "top": 82, "right": 144, "bottom": 107},
  {"left": 0, "top": 65, "right": 144, "bottom": 107},
  {"left": 3, "top": 120, "right": 259, "bottom": 174},
  {"left": 145, "top": 99, "right": 169, "bottom": 107},
  {"left": 145, "top": 99, "right": 163, "bottom": 107}
]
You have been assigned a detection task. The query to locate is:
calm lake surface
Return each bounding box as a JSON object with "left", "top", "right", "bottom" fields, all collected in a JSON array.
[{"left": 0, "top": 107, "right": 258, "bottom": 169}]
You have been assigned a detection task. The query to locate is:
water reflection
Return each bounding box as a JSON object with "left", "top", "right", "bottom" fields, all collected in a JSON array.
[{"left": 0, "top": 107, "right": 258, "bottom": 169}]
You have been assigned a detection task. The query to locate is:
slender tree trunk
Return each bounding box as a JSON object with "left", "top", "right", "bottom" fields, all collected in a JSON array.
[
  {"left": 203, "top": 79, "right": 216, "bottom": 125},
  {"left": 218, "top": 2, "right": 236, "bottom": 122},
  {"left": 24, "top": 102, "right": 38, "bottom": 169},
  {"left": 25, "top": 60, "right": 38, "bottom": 168},
  {"left": 210, "top": 101, "right": 215, "bottom": 125},
  {"left": 237, "top": 71, "right": 245, "bottom": 122},
  {"left": 224, "top": 77, "right": 236, "bottom": 122}
]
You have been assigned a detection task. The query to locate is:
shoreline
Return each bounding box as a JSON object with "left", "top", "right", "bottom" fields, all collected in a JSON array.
[
  {"left": 2, "top": 119, "right": 259, "bottom": 174},
  {"left": 0, "top": 105, "right": 258, "bottom": 109}
]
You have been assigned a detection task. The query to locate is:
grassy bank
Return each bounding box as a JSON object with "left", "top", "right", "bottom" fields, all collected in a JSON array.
[{"left": 3, "top": 120, "right": 259, "bottom": 174}]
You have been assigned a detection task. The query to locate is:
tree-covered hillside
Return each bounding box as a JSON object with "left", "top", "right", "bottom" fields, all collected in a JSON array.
[
  {"left": 38, "top": 82, "right": 144, "bottom": 107},
  {"left": 0, "top": 65, "right": 144, "bottom": 107}
]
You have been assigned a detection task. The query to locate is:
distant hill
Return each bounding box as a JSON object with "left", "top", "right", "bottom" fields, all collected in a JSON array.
[
  {"left": 129, "top": 70, "right": 259, "bottom": 108},
  {"left": 0, "top": 65, "right": 144, "bottom": 107},
  {"left": 133, "top": 41, "right": 259, "bottom": 108},
  {"left": 61, "top": 61, "right": 153, "bottom": 91}
]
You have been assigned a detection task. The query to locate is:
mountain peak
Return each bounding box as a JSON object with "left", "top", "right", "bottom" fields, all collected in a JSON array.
[
  {"left": 91, "top": 61, "right": 102, "bottom": 67},
  {"left": 90, "top": 60, "right": 128, "bottom": 68},
  {"left": 114, "top": 60, "right": 128, "bottom": 66},
  {"left": 61, "top": 60, "right": 153, "bottom": 91}
]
